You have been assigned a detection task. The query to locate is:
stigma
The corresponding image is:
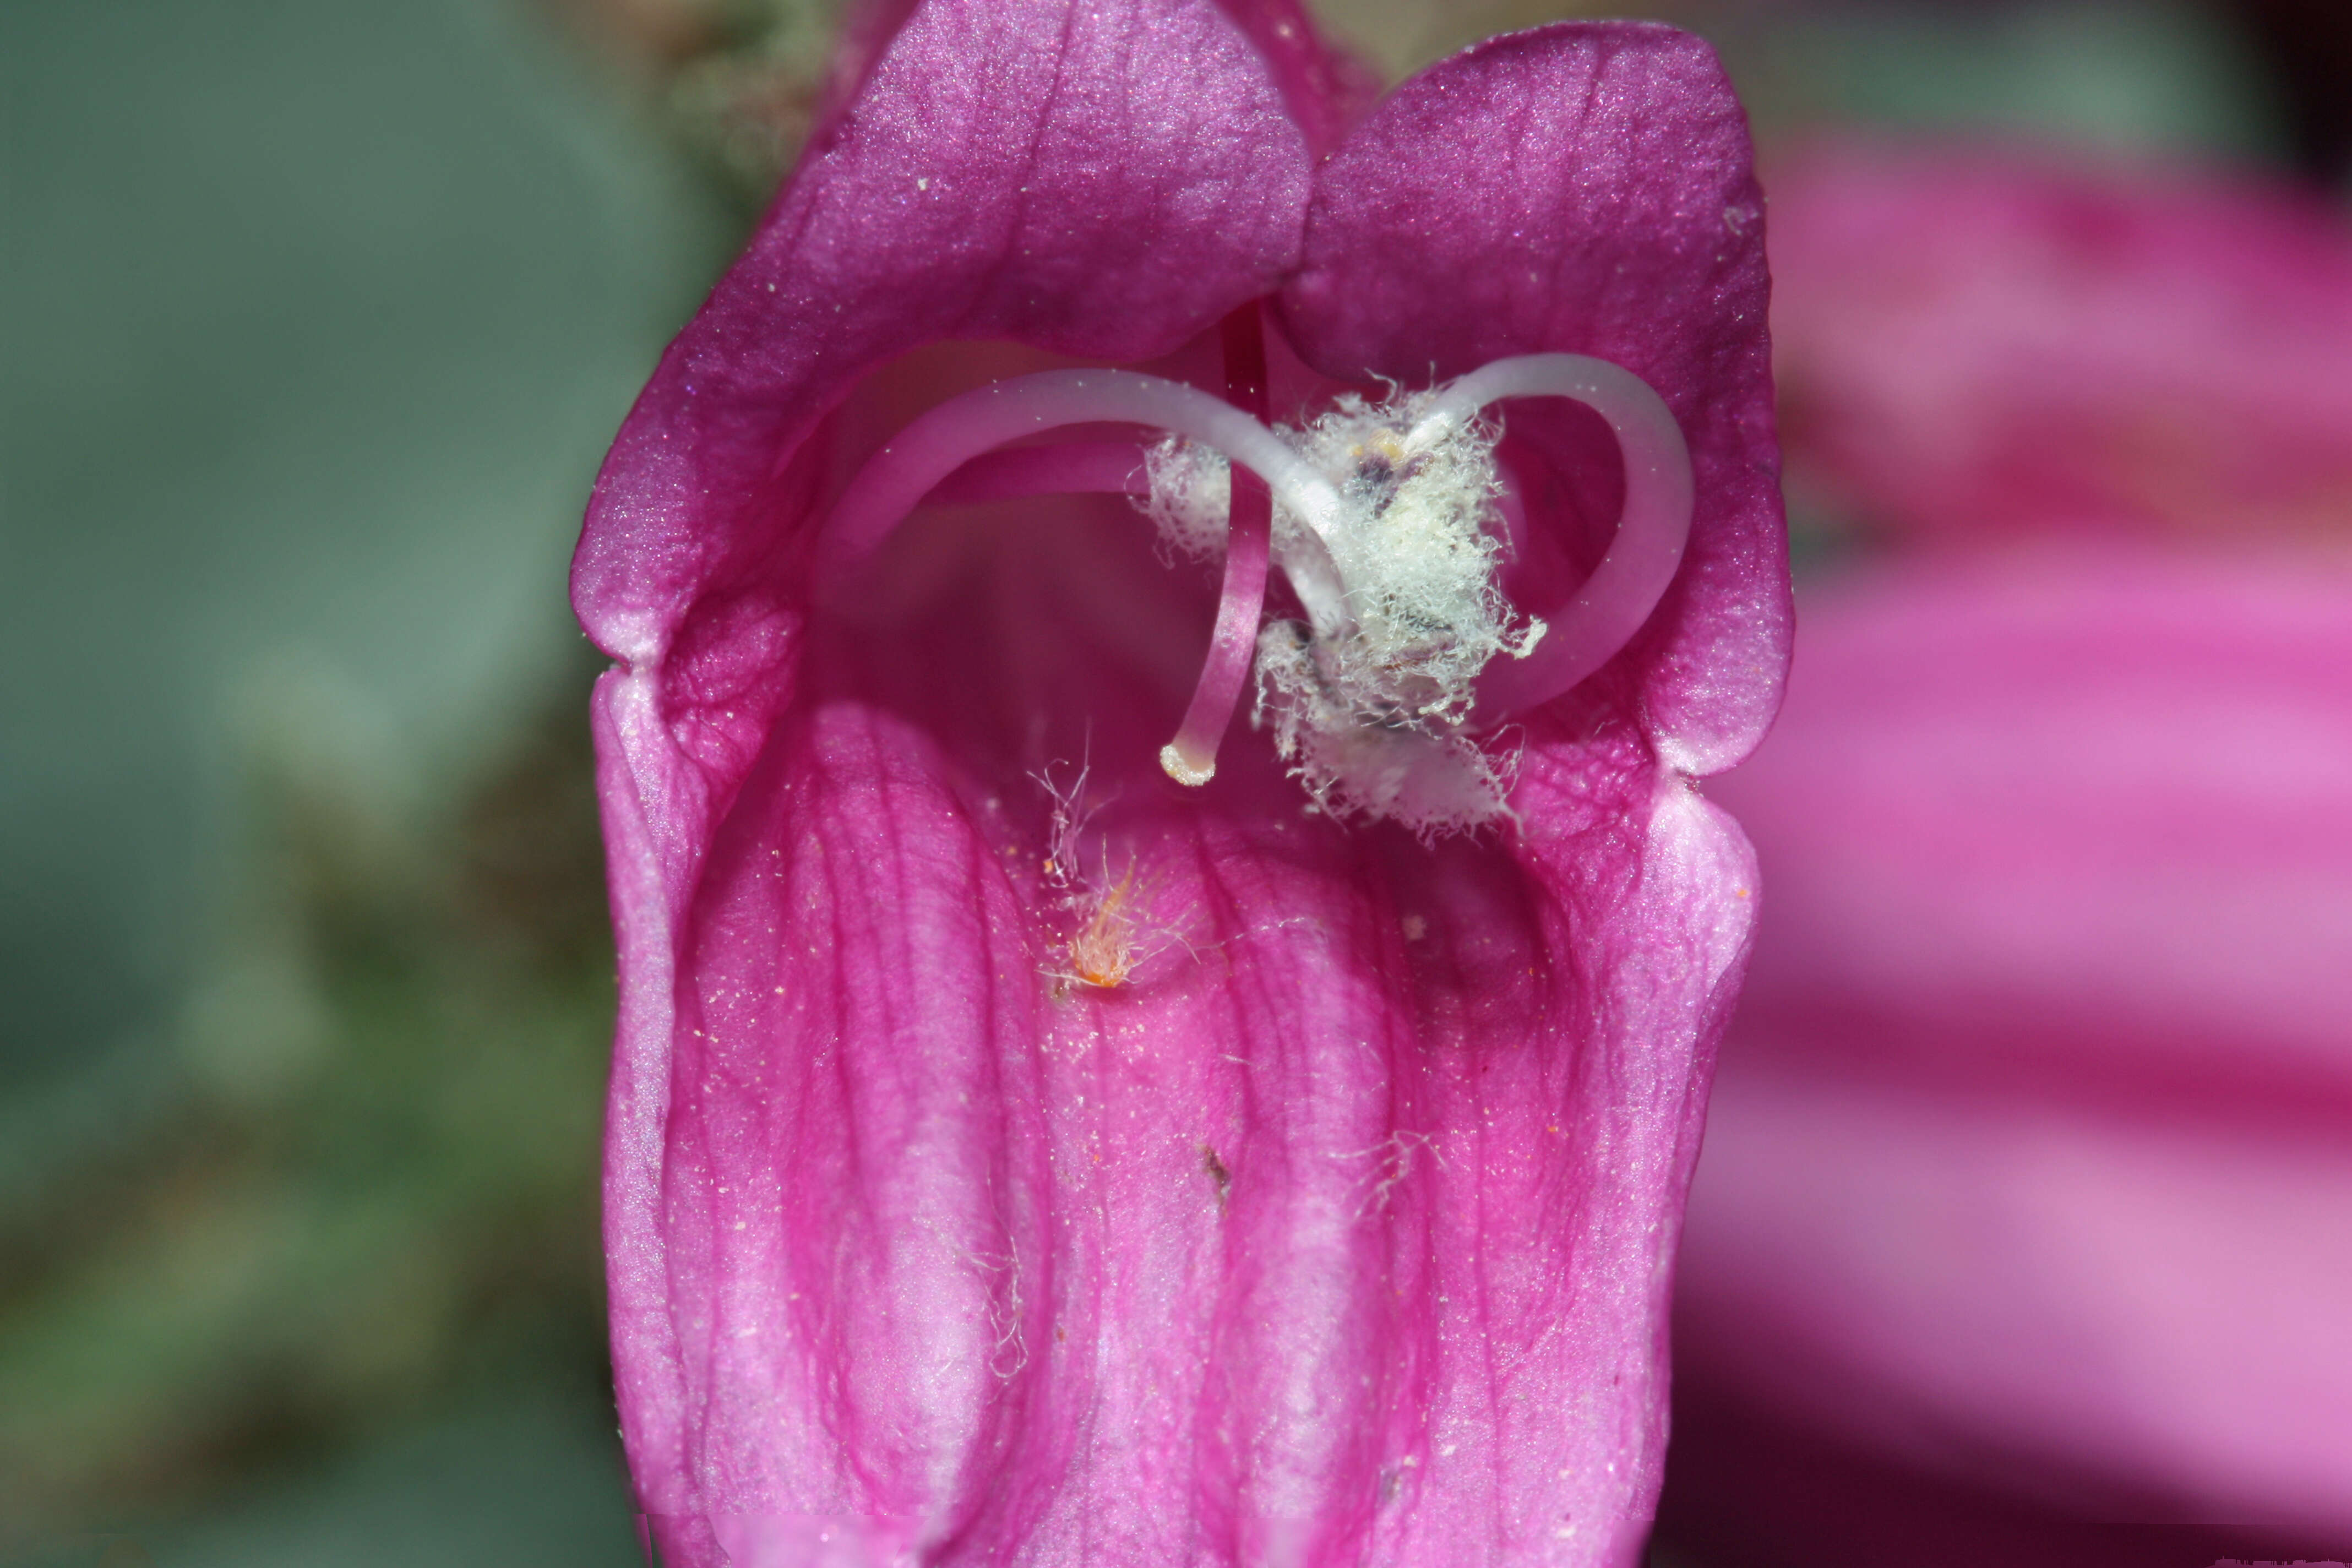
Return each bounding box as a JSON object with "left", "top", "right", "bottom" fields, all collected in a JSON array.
[{"left": 816, "top": 345, "right": 1692, "bottom": 835}]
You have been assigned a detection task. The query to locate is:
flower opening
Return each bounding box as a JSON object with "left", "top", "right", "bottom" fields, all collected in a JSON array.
[{"left": 820, "top": 344, "right": 1693, "bottom": 835}]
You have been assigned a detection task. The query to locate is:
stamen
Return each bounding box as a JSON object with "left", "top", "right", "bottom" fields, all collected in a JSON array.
[
  {"left": 1406, "top": 354, "right": 1694, "bottom": 716},
  {"left": 815, "top": 345, "right": 1691, "bottom": 830},
  {"left": 1159, "top": 307, "right": 1273, "bottom": 788},
  {"left": 818, "top": 369, "right": 1349, "bottom": 631}
]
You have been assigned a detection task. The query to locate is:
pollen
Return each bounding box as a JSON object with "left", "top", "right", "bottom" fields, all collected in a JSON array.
[
  {"left": 1035, "top": 763, "right": 1160, "bottom": 995},
  {"left": 1250, "top": 388, "right": 1545, "bottom": 836},
  {"left": 1064, "top": 869, "right": 1140, "bottom": 989},
  {"left": 1134, "top": 388, "right": 1543, "bottom": 835}
]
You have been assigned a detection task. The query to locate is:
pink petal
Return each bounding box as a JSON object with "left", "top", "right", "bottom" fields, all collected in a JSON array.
[
  {"left": 1207, "top": 0, "right": 1381, "bottom": 157},
  {"left": 1280, "top": 23, "right": 1788, "bottom": 775},
  {"left": 611, "top": 450, "right": 1765, "bottom": 1566},
  {"left": 631, "top": 700, "right": 1758, "bottom": 1565},
  {"left": 1675, "top": 548, "right": 2352, "bottom": 1542},
  {"left": 815, "top": 0, "right": 1376, "bottom": 160},
  {"left": 572, "top": 0, "right": 1314, "bottom": 679},
  {"left": 584, "top": 0, "right": 1314, "bottom": 1547},
  {"left": 1770, "top": 141, "right": 2352, "bottom": 542},
  {"left": 1680, "top": 1058, "right": 2352, "bottom": 1540}
]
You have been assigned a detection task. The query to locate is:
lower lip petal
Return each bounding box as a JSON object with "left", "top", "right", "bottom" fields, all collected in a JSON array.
[{"left": 609, "top": 684, "right": 1758, "bottom": 1566}]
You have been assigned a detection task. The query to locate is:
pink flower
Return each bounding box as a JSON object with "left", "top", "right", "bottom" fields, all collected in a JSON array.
[
  {"left": 571, "top": 2, "right": 1785, "bottom": 1564},
  {"left": 1770, "top": 141, "right": 2352, "bottom": 543},
  {"left": 1667, "top": 549, "right": 2352, "bottom": 1559},
  {"left": 1660, "top": 139, "right": 2352, "bottom": 1562}
]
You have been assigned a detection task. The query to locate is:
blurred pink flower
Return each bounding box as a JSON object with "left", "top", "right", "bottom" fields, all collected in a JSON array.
[
  {"left": 570, "top": 2, "right": 1786, "bottom": 1563},
  {"left": 1661, "top": 138, "right": 2352, "bottom": 1565},
  {"left": 1672, "top": 551, "right": 2352, "bottom": 1556},
  {"left": 1769, "top": 141, "right": 2352, "bottom": 542}
]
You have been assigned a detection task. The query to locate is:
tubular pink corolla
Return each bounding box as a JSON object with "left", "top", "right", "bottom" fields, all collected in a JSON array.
[
  {"left": 818, "top": 369, "right": 1348, "bottom": 631},
  {"left": 1412, "top": 354, "right": 1694, "bottom": 717}
]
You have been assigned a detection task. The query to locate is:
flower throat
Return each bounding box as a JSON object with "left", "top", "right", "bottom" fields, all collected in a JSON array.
[{"left": 818, "top": 307, "right": 1695, "bottom": 835}]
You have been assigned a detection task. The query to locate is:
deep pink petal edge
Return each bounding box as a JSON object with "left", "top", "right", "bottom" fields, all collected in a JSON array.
[
  {"left": 573, "top": 0, "right": 1312, "bottom": 679},
  {"left": 1281, "top": 23, "right": 1788, "bottom": 774}
]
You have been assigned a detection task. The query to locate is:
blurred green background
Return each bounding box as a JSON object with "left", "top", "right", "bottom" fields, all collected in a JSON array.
[{"left": 0, "top": 1, "right": 2335, "bottom": 1562}]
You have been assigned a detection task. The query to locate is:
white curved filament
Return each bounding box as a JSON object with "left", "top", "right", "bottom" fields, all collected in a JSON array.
[
  {"left": 1410, "top": 353, "right": 1694, "bottom": 714},
  {"left": 818, "top": 369, "right": 1350, "bottom": 634}
]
